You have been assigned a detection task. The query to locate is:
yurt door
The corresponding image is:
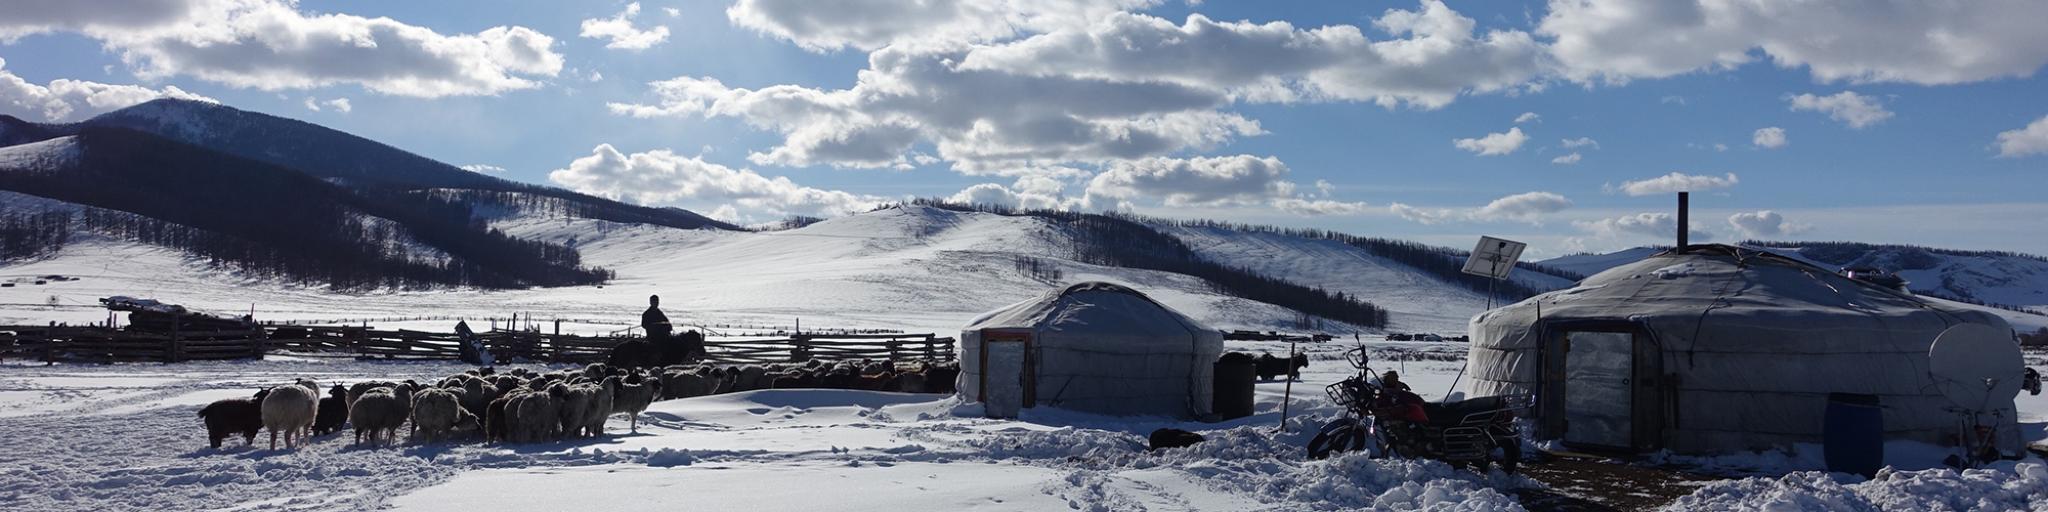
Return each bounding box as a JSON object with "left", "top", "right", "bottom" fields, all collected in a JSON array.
[
  {"left": 1561, "top": 329, "right": 1638, "bottom": 449},
  {"left": 979, "top": 330, "right": 1034, "bottom": 418}
]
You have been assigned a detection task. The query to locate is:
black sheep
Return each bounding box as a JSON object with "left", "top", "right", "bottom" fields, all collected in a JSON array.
[
  {"left": 313, "top": 384, "right": 350, "bottom": 436},
  {"left": 197, "top": 389, "right": 270, "bottom": 449},
  {"left": 923, "top": 363, "right": 960, "bottom": 394}
]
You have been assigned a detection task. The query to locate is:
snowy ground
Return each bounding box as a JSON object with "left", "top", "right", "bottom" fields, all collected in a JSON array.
[{"left": 6, "top": 340, "right": 2048, "bottom": 511}]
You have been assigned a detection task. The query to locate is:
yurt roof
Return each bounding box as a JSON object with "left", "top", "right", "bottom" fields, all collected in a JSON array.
[
  {"left": 1481, "top": 244, "right": 2004, "bottom": 329},
  {"left": 963, "top": 282, "right": 1219, "bottom": 349}
]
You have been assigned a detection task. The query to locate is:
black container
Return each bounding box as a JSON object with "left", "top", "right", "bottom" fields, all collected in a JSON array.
[{"left": 1213, "top": 352, "right": 1257, "bottom": 420}]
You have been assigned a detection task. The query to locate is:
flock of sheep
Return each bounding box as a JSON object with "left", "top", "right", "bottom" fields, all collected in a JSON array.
[{"left": 194, "top": 358, "right": 962, "bottom": 450}]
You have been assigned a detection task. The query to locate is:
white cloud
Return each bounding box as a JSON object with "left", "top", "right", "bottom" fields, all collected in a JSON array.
[
  {"left": 1727, "top": 210, "right": 1808, "bottom": 238},
  {"left": 725, "top": 0, "right": 1158, "bottom": 52},
  {"left": 1, "top": 0, "right": 564, "bottom": 98},
  {"left": 460, "top": 164, "right": 507, "bottom": 174},
  {"left": 1272, "top": 198, "right": 1373, "bottom": 216},
  {"left": 1752, "top": 126, "right": 1786, "bottom": 149},
  {"left": 1560, "top": 137, "right": 1598, "bottom": 149},
  {"left": 581, "top": 2, "right": 670, "bottom": 50},
  {"left": 1995, "top": 115, "right": 2048, "bottom": 158},
  {"left": 1574, "top": 212, "right": 1712, "bottom": 242},
  {"left": 1389, "top": 191, "right": 1572, "bottom": 225},
  {"left": 1514, "top": 112, "right": 1540, "bottom": 124},
  {"left": 1540, "top": 0, "right": 2048, "bottom": 86},
  {"left": 1787, "top": 91, "right": 1893, "bottom": 129},
  {"left": 1612, "top": 172, "right": 1739, "bottom": 196},
  {"left": 0, "top": 57, "right": 216, "bottom": 121},
  {"left": 1084, "top": 155, "right": 1293, "bottom": 207},
  {"left": 609, "top": 49, "right": 1262, "bottom": 171},
  {"left": 957, "top": 4, "right": 1548, "bottom": 109},
  {"left": 949, "top": 175, "right": 1081, "bottom": 211},
  {"left": 1713, "top": 143, "right": 1728, "bottom": 152},
  {"left": 1660, "top": 95, "right": 1686, "bottom": 105},
  {"left": 1475, "top": 191, "right": 1572, "bottom": 221},
  {"left": 1452, "top": 126, "right": 1528, "bottom": 156},
  {"left": 663, "top": 7, "right": 682, "bottom": 18},
  {"left": 1550, "top": 152, "right": 1581, "bottom": 165},
  {"left": 548, "top": 144, "right": 888, "bottom": 219},
  {"left": 303, "top": 96, "right": 350, "bottom": 113}
]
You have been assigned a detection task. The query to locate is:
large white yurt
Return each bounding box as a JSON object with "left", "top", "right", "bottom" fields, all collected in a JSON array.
[
  {"left": 956, "top": 282, "right": 1225, "bottom": 419},
  {"left": 1468, "top": 245, "right": 2022, "bottom": 455}
]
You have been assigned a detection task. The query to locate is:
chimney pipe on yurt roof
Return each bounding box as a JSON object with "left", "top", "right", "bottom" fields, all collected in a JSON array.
[{"left": 1677, "top": 191, "right": 1690, "bottom": 247}]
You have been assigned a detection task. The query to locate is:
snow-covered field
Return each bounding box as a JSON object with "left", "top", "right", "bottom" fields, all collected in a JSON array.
[{"left": 6, "top": 340, "right": 2048, "bottom": 511}]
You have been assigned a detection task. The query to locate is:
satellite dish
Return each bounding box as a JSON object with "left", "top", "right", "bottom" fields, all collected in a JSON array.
[
  {"left": 1462, "top": 236, "right": 1526, "bottom": 280},
  {"left": 1928, "top": 323, "right": 2024, "bottom": 410}
]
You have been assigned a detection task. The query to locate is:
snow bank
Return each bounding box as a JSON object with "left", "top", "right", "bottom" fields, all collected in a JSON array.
[{"left": 1668, "top": 462, "right": 2048, "bottom": 511}]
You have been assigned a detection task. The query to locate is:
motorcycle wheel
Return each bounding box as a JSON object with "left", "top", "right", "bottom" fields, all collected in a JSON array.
[{"left": 1307, "top": 419, "right": 1369, "bottom": 460}]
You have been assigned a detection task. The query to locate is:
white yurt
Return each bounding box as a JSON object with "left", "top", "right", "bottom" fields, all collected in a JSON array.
[
  {"left": 956, "top": 282, "right": 1225, "bottom": 419},
  {"left": 1468, "top": 245, "right": 2022, "bottom": 455}
]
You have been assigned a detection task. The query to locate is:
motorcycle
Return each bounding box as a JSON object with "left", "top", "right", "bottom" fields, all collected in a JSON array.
[{"left": 1306, "top": 347, "right": 1532, "bottom": 473}]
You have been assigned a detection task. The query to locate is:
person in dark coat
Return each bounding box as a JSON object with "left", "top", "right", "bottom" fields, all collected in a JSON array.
[{"left": 643, "top": 295, "right": 672, "bottom": 341}]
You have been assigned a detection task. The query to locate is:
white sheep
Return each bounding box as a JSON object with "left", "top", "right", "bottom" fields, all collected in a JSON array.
[
  {"left": 350, "top": 383, "right": 414, "bottom": 446},
  {"left": 410, "top": 388, "right": 465, "bottom": 442},
  {"left": 260, "top": 381, "right": 319, "bottom": 450},
  {"left": 606, "top": 374, "right": 661, "bottom": 433}
]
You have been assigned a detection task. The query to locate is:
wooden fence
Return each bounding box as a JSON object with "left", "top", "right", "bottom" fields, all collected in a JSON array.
[{"left": 0, "top": 324, "right": 954, "bottom": 365}]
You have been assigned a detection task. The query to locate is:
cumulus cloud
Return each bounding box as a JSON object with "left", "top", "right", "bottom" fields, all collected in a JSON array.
[
  {"left": 1752, "top": 126, "right": 1786, "bottom": 149},
  {"left": 1388, "top": 191, "right": 1572, "bottom": 225},
  {"left": 581, "top": 2, "right": 670, "bottom": 50},
  {"left": 1611, "top": 172, "right": 1739, "bottom": 196},
  {"left": 1540, "top": 0, "right": 2048, "bottom": 86},
  {"left": 608, "top": 50, "right": 1260, "bottom": 171},
  {"left": 1726, "top": 210, "right": 1808, "bottom": 238},
  {"left": 1084, "top": 155, "right": 1293, "bottom": 207},
  {"left": 1574, "top": 212, "right": 1712, "bottom": 242},
  {"left": 1787, "top": 91, "right": 1893, "bottom": 129},
  {"left": 2, "top": 0, "right": 564, "bottom": 97},
  {"left": 1452, "top": 126, "right": 1528, "bottom": 156},
  {"left": 1560, "top": 136, "right": 1598, "bottom": 149},
  {"left": 1995, "top": 115, "right": 2048, "bottom": 158},
  {"left": 1551, "top": 152, "right": 1581, "bottom": 165},
  {"left": 548, "top": 144, "right": 888, "bottom": 219},
  {"left": 949, "top": 175, "right": 1083, "bottom": 211},
  {"left": 0, "top": 57, "right": 216, "bottom": 121},
  {"left": 302, "top": 96, "right": 351, "bottom": 113},
  {"left": 957, "top": 4, "right": 1548, "bottom": 109},
  {"left": 1515, "top": 112, "right": 1540, "bottom": 124},
  {"left": 726, "top": 0, "right": 1158, "bottom": 52}
]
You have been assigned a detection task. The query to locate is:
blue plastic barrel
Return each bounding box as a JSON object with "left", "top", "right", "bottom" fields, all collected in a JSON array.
[{"left": 1823, "top": 393, "right": 1883, "bottom": 478}]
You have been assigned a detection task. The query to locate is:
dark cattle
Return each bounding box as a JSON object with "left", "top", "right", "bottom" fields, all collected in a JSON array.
[
  {"left": 197, "top": 389, "right": 270, "bottom": 448},
  {"left": 1254, "top": 353, "right": 1309, "bottom": 381},
  {"left": 1148, "top": 428, "right": 1205, "bottom": 451}
]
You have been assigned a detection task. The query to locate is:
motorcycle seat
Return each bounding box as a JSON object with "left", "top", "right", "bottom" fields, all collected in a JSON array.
[{"left": 1421, "top": 396, "right": 1509, "bottom": 425}]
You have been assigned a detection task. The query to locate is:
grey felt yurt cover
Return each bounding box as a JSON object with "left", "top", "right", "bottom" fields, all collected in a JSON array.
[
  {"left": 957, "top": 282, "right": 1225, "bottom": 418},
  {"left": 1469, "top": 245, "right": 2021, "bottom": 454}
]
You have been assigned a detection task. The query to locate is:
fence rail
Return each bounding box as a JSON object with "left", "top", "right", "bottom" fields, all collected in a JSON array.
[{"left": 0, "top": 324, "right": 954, "bottom": 364}]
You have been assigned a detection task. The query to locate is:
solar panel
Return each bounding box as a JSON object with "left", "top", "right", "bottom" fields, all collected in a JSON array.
[{"left": 1461, "top": 236, "right": 1526, "bottom": 280}]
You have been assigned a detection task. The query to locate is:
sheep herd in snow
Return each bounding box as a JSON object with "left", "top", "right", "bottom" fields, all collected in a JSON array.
[{"left": 194, "top": 358, "right": 961, "bottom": 450}]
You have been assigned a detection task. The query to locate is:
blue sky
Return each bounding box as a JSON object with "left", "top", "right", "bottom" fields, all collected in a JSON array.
[{"left": 2, "top": 0, "right": 2045, "bottom": 257}]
